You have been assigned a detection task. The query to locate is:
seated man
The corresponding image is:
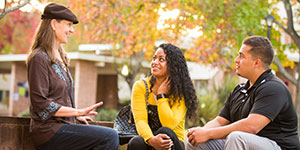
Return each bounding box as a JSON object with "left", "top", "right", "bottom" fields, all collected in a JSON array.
[{"left": 186, "top": 35, "right": 300, "bottom": 150}]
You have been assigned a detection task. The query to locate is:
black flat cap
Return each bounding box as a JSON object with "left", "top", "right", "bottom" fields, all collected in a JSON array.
[{"left": 41, "top": 3, "right": 79, "bottom": 24}]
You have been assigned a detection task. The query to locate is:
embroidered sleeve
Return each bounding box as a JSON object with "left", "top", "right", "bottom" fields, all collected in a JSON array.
[{"left": 38, "top": 101, "right": 60, "bottom": 120}]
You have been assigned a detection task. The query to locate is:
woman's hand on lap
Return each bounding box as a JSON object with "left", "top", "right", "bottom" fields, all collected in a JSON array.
[{"left": 148, "top": 134, "right": 173, "bottom": 150}]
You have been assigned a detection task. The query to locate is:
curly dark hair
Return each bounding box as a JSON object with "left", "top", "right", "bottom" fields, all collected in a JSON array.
[{"left": 150, "top": 43, "right": 198, "bottom": 119}]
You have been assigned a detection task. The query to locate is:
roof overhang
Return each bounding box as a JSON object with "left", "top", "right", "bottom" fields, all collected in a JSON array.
[{"left": 0, "top": 52, "right": 150, "bottom": 68}]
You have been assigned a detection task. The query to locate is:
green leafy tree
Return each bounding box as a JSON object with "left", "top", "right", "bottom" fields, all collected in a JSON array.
[
  {"left": 173, "top": 0, "right": 300, "bottom": 134},
  {"left": 160, "top": 0, "right": 270, "bottom": 68},
  {"left": 186, "top": 74, "right": 239, "bottom": 127}
]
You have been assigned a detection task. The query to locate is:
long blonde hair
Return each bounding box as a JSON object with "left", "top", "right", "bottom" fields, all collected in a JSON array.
[{"left": 26, "top": 19, "right": 69, "bottom": 66}]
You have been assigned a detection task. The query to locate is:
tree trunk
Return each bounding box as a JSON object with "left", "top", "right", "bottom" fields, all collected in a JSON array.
[
  {"left": 297, "top": 54, "right": 300, "bottom": 137},
  {"left": 125, "top": 74, "right": 135, "bottom": 94},
  {"left": 115, "top": 51, "right": 144, "bottom": 94},
  {"left": 0, "top": 0, "right": 31, "bottom": 20},
  {"left": 297, "top": 81, "right": 300, "bottom": 137}
]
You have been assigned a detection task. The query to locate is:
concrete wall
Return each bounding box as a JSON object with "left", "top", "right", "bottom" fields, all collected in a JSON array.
[{"left": 0, "top": 116, "right": 35, "bottom": 150}]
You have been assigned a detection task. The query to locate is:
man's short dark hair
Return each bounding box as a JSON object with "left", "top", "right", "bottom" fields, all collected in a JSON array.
[{"left": 242, "top": 36, "right": 274, "bottom": 68}]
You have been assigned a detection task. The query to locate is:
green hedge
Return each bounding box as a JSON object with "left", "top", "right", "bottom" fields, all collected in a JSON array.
[
  {"left": 186, "top": 74, "right": 239, "bottom": 128},
  {"left": 95, "top": 107, "right": 118, "bottom": 121}
]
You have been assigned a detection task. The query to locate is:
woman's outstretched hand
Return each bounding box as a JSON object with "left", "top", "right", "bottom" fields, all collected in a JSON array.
[
  {"left": 54, "top": 101, "right": 104, "bottom": 117},
  {"left": 77, "top": 101, "right": 103, "bottom": 116}
]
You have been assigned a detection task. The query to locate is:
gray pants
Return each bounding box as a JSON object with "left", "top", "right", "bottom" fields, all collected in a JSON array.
[{"left": 186, "top": 131, "right": 281, "bottom": 150}]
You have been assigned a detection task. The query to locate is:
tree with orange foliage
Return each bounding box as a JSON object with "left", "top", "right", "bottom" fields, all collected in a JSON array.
[
  {"left": 0, "top": 9, "right": 39, "bottom": 54},
  {"left": 69, "top": 0, "right": 163, "bottom": 89}
]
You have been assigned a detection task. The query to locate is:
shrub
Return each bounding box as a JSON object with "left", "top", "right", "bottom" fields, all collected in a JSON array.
[
  {"left": 95, "top": 107, "right": 118, "bottom": 121},
  {"left": 186, "top": 74, "right": 238, "bottom": 128},
  {"left": 118, "top": 99, "right": 131, "bottom": 109},
  {"left": 215, "top": 74, "right": 239, "bottom": 105},
  {"left": 19, "top": 109, "right": 30, "bottom": 118},
  {"left": 186, "top": 91, "right": 221, "bottom": 127}
]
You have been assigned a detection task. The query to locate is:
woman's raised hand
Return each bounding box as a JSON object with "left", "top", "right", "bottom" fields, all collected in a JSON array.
[
  {"left": 77, "top": 101, "right": 103, "bottom": 116},
  {"left": 157, "top": 77, "right": 171, "bottom": 95}
]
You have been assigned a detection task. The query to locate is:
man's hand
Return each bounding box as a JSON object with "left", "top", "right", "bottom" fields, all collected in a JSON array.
[
  {"left": 148, "top": 134, "right": 173, "bottom": 150},
  {"left": 187, "top": 127, "right": 210, "bottom": 146}
]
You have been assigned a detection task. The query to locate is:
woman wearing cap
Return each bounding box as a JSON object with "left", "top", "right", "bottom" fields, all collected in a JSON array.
[{"left": 26, "top": 3, "right": 118, "bottom": 150}]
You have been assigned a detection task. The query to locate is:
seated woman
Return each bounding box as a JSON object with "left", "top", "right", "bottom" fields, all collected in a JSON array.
[
  {"left": 26, "top": 3, "right": 118, "bottom": 150},
  {"left": 128, "top": 43, "right": 198, "bottom": 150}
]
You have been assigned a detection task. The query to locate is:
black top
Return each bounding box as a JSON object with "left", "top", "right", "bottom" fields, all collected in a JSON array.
[{"left": 220, "top": 69, "right": 300, "bottom": 150}]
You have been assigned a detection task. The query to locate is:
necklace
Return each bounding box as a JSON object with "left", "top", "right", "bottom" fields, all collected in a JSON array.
[
  {"left": 61, "top": 63, "right": 67, "bottom": 72},
  {"left": 56, "top": 59, "right": 67, "bottom": 72},
  {"left": 153, "top": 93, "right": 157, "bottom": 103}
]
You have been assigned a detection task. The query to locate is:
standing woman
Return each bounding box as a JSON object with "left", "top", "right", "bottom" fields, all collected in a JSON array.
[
  {"left": 128, "top": 43, "right": 198, "bottom": 150},
  {"left": 26, "top": 3, "right": 118, "bottom": 150}
]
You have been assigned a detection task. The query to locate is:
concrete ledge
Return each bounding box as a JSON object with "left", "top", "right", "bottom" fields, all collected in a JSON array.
[
  {"left": 86, "top": 120, "right": 114, "bottom": 128},
  {"left": 0, "top": 116, "right": 35, "bottom": 150},
  {"left": 0, "top": 116, "right": 114, "bottom": 150}
]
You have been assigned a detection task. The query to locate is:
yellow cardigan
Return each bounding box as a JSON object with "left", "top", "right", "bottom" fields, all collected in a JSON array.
[{"left": 131, "top": 77, "right": 187, "bottom": 142}]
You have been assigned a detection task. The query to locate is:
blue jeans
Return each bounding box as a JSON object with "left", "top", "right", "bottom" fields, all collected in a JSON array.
[{"left": 37, "top": 124, "right": 119, "bottom": 150}]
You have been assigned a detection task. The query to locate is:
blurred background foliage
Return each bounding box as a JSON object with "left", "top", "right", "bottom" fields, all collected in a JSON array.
[
  {"left": 1, "top": 0, "right": 300, "bottom": 132},
  {"left": 186, "top": 74, "right": 239, "bottom": 128},
  {"left": 95, "top": 107, "right": 119, "bottom": 121},
  {"left": 0, "top": 0, "right": 295, "bottom": 70}
]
